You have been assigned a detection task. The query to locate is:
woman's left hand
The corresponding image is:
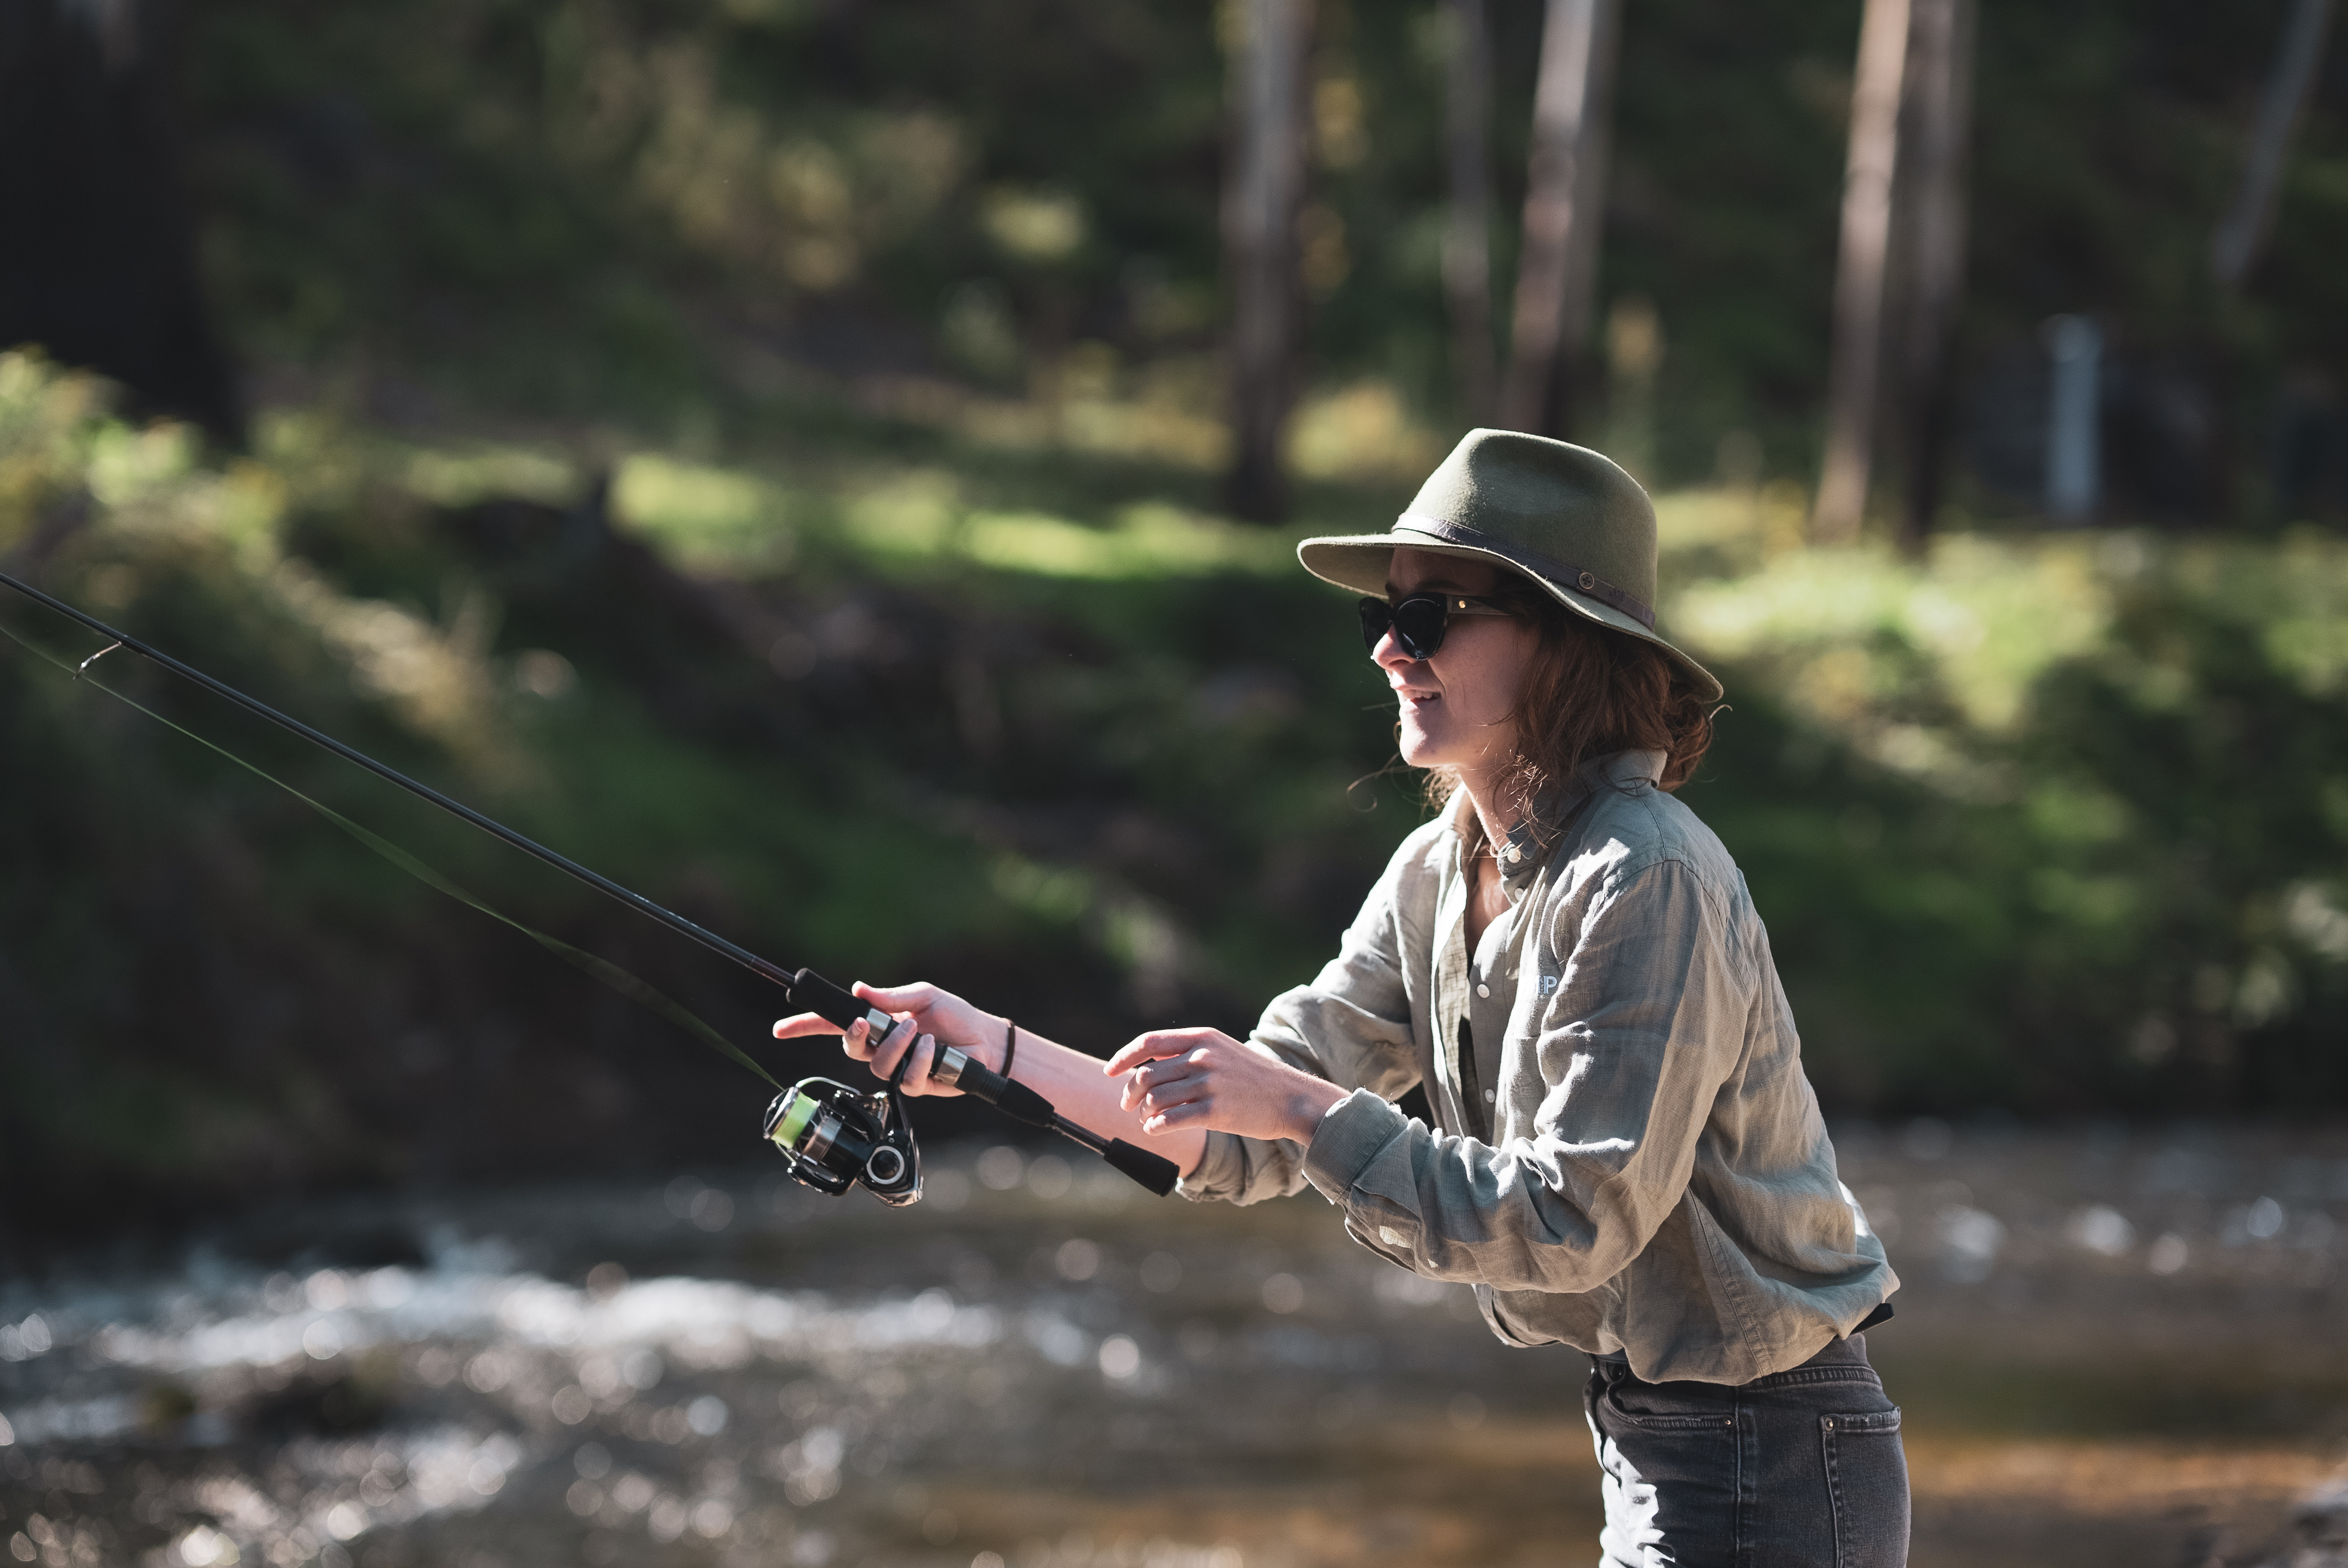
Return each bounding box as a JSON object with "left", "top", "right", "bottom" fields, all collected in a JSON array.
[{"left": 1105, "top": 1028, "right": 1349, "bottom": 1145}]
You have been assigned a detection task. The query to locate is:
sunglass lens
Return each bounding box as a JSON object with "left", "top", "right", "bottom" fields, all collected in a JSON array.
[
  {"left": 1391, "top": 597, "right": 1447, "bottom": 659},
  {"left": 1358, "top": 596, "right": 1448, "bottom": 658}
]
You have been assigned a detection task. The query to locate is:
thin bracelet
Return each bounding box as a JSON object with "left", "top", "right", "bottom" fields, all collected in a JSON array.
[{"left": 1001, "top": 1018, "right": 1018, "bottom": 1082}]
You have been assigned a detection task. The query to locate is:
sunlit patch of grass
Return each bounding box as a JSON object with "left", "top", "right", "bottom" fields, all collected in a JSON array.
[
  {"left": 607, "top": 442, "right": 1297, "bottom": 585},
  {"left": 1287, "top": 380, "right": 1444, "bottom": 484},
  {"left": 841, "top": 468, "right": 962, "bottom": 559},
  {"left": 0, "top": 351, "right": 111, "bottom": 548},
  {"left": 846, "top": 343, "right": 1237, "bottom": 476},
  {"left": 614, "top": 452, "right": 798, "bottom": 572},
  {"left": 960, "top": 502, "right": 1294, "bottom": 581},
  {"left": 1667, "top": 525, "right": 2129, "bottom": 792},
  {"left": 403, "top": 442, "right": 581, "bottom": 510},
  {"left": 1657, "top": 501, "right": 2348, "bottom": 798}
]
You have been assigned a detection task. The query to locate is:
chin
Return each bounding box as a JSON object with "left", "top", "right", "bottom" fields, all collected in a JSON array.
[{"left": 1396, "top": 727, "right": 1447, "bottom": 769}]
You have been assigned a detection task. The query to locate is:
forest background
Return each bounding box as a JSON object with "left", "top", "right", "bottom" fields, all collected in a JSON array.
[{"left": 4, "top": 0, "right": 2348, "bottom": 1252}]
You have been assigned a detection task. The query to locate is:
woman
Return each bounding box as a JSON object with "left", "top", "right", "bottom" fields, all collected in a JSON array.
[{"left": 774, "top": 430, "right": 1907, "bottom": 1567}]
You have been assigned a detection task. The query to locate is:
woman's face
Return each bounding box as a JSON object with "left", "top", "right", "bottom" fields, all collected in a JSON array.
[{"left": 1374, "top": 546, "right": 1542, "bottom": 777}]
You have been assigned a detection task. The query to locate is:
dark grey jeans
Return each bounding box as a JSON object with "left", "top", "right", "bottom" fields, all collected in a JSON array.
[{"left": 1583, "top": 1334, "right": 1909, "bottom": 1567}]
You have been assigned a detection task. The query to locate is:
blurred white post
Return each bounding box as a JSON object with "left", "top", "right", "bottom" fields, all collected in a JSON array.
[
  {"left": 1498, "top": 0, "right": 1620, "bottom": 439},
  {"left": 2043, "top": 314, "right": 2102, "bottom": 524},
  {"left": 1223, "top": 0, "right": 1314, "bottom": 522},
  {"left": 2210, "top": 0, "right": 2336, "bottom": 287},
  {"left": 1814, "top": 0, "right": 1912, "bottom": 545},
  {"left": 1441, "top": 0, "right": 1497, "bottom": 422}
]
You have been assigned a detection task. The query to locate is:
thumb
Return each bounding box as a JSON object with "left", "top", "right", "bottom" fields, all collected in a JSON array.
[{"left": 852, "top": 979, "right": 938, "bottom": 1015}]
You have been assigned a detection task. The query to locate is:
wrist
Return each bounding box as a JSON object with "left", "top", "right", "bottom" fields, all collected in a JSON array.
[{"left": 1285, "top": 1076, "right": 1350, "bottom": 1146}]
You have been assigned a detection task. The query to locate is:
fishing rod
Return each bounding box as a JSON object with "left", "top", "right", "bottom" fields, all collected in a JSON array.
[{"left": 0, "top": 568, "right": 1179, "bottom": 1203}]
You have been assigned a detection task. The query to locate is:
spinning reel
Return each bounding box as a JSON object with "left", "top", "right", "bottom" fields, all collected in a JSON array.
[{"left": 763, "top": 1074, "right": 923, "bottom": 1205}]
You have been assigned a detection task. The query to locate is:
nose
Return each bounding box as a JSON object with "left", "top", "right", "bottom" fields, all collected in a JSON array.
[{"left": 1370, "top": 626, "right": 1419, "bottom": 674}]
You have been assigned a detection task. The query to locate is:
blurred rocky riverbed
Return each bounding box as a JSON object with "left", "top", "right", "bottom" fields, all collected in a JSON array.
[{"left": 4, "top": 1120, "right": 2346, "bottom": 1568}]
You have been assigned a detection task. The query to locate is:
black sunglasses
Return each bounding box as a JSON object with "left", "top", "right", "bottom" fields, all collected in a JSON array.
[{"left": 1357, "top": 592, "right": 1523, "bottom": 660}]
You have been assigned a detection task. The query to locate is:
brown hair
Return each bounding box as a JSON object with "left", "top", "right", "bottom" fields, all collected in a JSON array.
[{"left": 1427, "top": 594, "right": 1717, "bottom": 820}]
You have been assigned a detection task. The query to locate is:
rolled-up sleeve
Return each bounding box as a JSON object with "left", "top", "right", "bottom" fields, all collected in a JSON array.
[
  {"left": 1300, "top": 855, "right": 1749, "bottom": 1294},
  {"left": 1176, "top": 843, "right": 1426, "bottom": 1206}
]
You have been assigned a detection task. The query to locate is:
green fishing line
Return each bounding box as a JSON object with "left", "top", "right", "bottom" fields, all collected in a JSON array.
[{"left": 0, "top": 612, "right": 782, "bottom": 1091}]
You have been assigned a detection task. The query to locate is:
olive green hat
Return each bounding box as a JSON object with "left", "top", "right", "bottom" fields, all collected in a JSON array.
[{"left": 1296, "top": 427, "right": 1723, "bottom": 703}]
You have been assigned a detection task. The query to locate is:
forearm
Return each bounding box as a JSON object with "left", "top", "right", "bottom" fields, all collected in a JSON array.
[{"left": 982, "top": 1018, "right": 1212, "bottom": 1177}]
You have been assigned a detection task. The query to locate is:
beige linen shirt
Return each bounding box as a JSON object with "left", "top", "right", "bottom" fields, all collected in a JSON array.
[{"left": 1180, "top": 749, "right": 1897, "bottom": 1385}]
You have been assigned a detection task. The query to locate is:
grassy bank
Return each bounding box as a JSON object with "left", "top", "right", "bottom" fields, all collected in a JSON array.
[{"left": 3, "top": 353, "right": 2345, "bottom": 1243}]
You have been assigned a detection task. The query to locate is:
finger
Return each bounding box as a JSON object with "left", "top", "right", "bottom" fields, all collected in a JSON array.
[
  {"left": 898, "top": 1034, "right": 949, "bottom": 1097},
  {"left": 1136, "top": 1076, "right": 1210, "bottom": 1120},
  {"left": 773, "top": 1012, "right": 843, "bottom": 1041},
  {"left": 868, "top": 1017, "right": 921, "bottom": 1080},
  {"left": 1117, "top": 1058, "right": 1191, "bottom": 1113},
  {"left": 894, "top": 1033, "right": 933, "bottom": 1096},
  {"left": 841, "top": 1018, "right": 876, "bottom": 1061},
  {"left": 1106, "top": 1030, "right": 1200, "bottom": 1075},
  {"left": 1141, "top": 1101, "right": 1210, "bottom": 1134}
]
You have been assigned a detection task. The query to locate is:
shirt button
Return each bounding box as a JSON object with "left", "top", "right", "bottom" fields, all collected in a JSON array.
[
  {"left": 1483, "top": 1089, "right": 1495, "bottom": 1103},
  {"left": 1503, "top": 845, "right": 1522, "bottom": 863},
  {"left": 1476, "top": 983, "right": 1490, "bottom": 998}
]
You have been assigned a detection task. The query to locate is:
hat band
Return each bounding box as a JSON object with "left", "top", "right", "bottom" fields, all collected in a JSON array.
[{"left": 1393, "top": 514, "right": 1656, "bottom": 630}]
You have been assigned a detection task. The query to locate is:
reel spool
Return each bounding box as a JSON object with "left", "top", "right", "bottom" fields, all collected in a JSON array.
[{"left": 764, "top": 1076, "right": 922, "bottom": 1205}]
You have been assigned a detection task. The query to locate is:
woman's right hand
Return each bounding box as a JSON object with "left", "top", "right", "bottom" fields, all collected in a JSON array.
[{"left": 771, "top": 980, "right": 999, "bottom": 1097}]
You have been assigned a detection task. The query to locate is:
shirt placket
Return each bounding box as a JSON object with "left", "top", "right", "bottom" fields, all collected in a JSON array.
[
  {"left": 1429, "top": 822, "right": 1475, "bottom": 1138},
  {"left": 1476, "top": 850, "right": 1553, "bottom": 1132}
]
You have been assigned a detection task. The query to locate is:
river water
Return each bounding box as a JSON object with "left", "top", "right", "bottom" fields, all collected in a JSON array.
[{"left": 4, "top": 1122, "right": 2345, "bottom": 1568}]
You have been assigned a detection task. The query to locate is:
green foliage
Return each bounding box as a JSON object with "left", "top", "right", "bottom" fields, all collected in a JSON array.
[
  {"left": 169, "top": 0, "right": 2348, "bottom": 508},
  {"left": 1661, "top": 495, "right": 2348, "bottom": 1108}
]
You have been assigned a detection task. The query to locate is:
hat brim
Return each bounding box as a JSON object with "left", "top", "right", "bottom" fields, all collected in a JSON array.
[{"left": 1297, "top": 528, "right": 1724, "bottom": 704}]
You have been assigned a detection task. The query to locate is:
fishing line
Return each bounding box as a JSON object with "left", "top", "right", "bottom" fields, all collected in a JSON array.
[
  {"left": 0, "top": 608, "right": 783, "bottom": 1090},
  {"left": 0, "top": 569, "right": 1181, "bottom": 1199}
]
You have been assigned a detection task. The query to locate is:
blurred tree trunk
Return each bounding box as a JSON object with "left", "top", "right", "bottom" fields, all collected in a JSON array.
[
  {"left": 1814, "top": 0, "right": 1911, "bottom": 544},
  {"left": 1441, "top": 0, "right": 1496, "bottom": 424},
  {"left": 1222, "top": 0, "right": 1314, "bottom": 524},
  {"left": 0, "top": 0, "right": 241, "bottom": 444},
  {"left": 2210, "top": 0, "right": 2336, "bottom": 287},
  {"left": 1892, "top": 0, "right": 1975, "bottom": 550},
  {"left": 1497, "top": 0, "right": 1619, "bottom": 440}
]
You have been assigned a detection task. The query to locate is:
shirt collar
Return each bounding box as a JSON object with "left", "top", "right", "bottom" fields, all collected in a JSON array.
[{"left": 1452, "top": 749, "right": 1667, "bottom": 900}]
